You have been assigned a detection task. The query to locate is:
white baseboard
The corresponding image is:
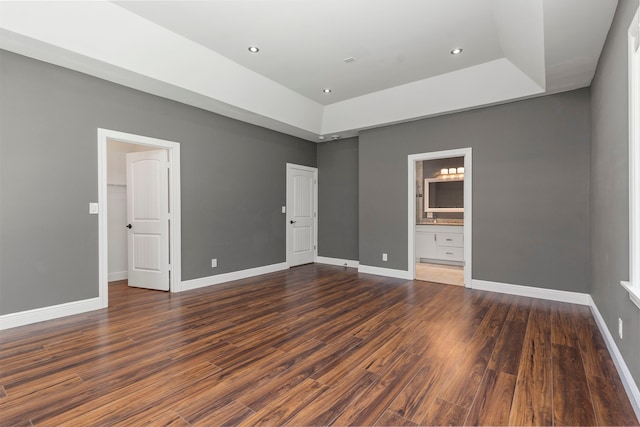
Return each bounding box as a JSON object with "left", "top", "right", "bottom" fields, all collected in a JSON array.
[
  {"left": 316, "top": 256, "right": 359, "bottom": 268},
  {"left": 589, "top": 297, "right": 640, "bottom": 420},
  {"left": 358, "top": 264, "right": 412, "bottom": 280},
  {"left": 108, "top": 271, "right": 127, "bottom": 282},
  {"left": 180, "top": 262, "right": 288, "bottom": 292},
  {"left": 471, "top": 279, "right": 591, "bottom": 305},
  {"left": 0, "top": 297, "right": 103, "bottom": 331}
]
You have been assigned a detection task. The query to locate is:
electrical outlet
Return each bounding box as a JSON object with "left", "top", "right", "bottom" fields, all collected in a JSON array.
[
  {"left": 618, "top": 318, "right": 623, "bottom": 339},
  {"left": 382, "top": 253, "right": 388, "bottom": 262},
  {"left": 211, "top": 258, "right": 217, "bottom": 268}
]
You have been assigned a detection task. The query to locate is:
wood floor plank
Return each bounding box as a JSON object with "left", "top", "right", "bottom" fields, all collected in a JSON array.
[
  {"left": 420, "top": 397, "right": 468, "bottom": 426},
  {"left": 37, "top": 361, "right": 222, "bottom": 426},
  {"left": 165, "top": 337, "right": 235, "bottom": 364},
  {"left": 2, "top": 336, "right": 136, "bottom": 394},
  {"left": 575, "top": 307, "right": 620, "bottom": 382},
  {"left": 442, "top": 299, "right": 490, "bottom": 343},
  {"left": 172, "top": 347, "right": 302, "bottom": 422},
  {"left": 310, "top": 324, "right": 401, "bottom": 386},
  {"left": 232, "top": 338, "right": 326, "bottom": 388},
  {"left": 552, "top": 343, "right": 597, "bottom": 426},
  {"left": 435, "top": 333, "right": 496, "bottom": 409},
  {"left": 331, "top": 352, "right": 423, "bottom": 426},
  {"left": 185, "top": 399, "right": 255, "bottom": 426},
  {"left": 237, "top": 378, "right": 327, "bottom": 426},
  {"left": 374, "top": 410, "right": 417, "bottom": 427},
  {"left": 284, "top": 369, "right": 379, "bottom": 426},
  {"left": 352, "top": 302, "right": 415, "bottom": 339},
  {"left": 587, "top": 374, "right": 639, "bottom": 427},
  {"left": 404, "top": 319, "right": 453, "bottom": 357},
  {"left": 237, "top": 335, "right": 361, "bottom": 412},
  {"left": 473, "top": 294, "right": 511, "bottom": 338},
  {"left": 509, "top": 301, "right": 554, "bottom": 426},
  {"left": 550, "top": 301, "right": 578, "bottom": 347},
  {"left": 113, "top": 408, "right": 190, "bottom": 427},
  {"left": 489, "top": 320, "right": 527, "bottom": 375},
  {"left": 386, "top": 356, "right": 452, "bottom": 424},
  {"left": 360, "top": 328, "right": 416, "bottom": 375},
  {"left": 464, "top": 369, "right": 517, "bottom": 426},
  {"left": 0, "top": 264, "right": 635, "bottom": 427},
  {"left": 0, "top": 374, "right": 85, "bottom": 427},
  {"left": 505, "top": 295, "right": 532, "bottom": 323}
]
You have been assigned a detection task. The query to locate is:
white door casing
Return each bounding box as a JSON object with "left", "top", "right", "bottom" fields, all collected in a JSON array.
[
  {"left": 126, "top": 149, "right": 170, "bottom": 291},
  {"left": 286, "top": 163, "right": 317, "bottom": 267},
  {"left": 408, "top": 148, "right": 472, "bottom": 287}
]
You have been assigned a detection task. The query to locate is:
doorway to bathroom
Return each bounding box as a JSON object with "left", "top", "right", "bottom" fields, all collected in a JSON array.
[{"left": 407, "top": 148, "right": 472, "bottom": 287}]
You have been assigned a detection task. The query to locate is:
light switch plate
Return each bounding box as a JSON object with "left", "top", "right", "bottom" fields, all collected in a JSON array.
[
  {"left": 89, "top": 203, "right": 99, "bottom": 214},
  {"left": 281, "top": 206, "right": 286, "bottom": 213}
]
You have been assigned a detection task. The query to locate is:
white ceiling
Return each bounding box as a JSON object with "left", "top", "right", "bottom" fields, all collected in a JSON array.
[
  {"left": 0, "top": 0, "right": 618, "bottom": 142},
  {"left": 115, "top": 0, "right": 507, "bottom": 105}
]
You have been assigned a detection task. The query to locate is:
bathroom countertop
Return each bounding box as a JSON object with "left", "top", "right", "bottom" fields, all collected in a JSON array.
[{"left": 416, "top": 221, "right": 464, "bottom": 226}]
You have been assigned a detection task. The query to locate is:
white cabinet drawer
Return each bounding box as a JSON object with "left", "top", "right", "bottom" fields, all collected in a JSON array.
[
  {"left": 436, "top": 246, "right": 464, "bottom": 261},
  {"left": 436, "top": 233, "right": 463, "bottom": 247}
]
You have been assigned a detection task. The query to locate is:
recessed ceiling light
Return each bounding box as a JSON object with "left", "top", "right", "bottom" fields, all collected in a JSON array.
[
  {"left": 318, "top": 136, "right": 325, "bottom": 140},
  {"left": 331, "top": 135, "right": 340, "bottom": 140},
  {"left": 248, "top": 46, "right": 260, "bottom": 53},
  {"left": 450, "top": 48, "right": 463, "bottom": 55},
  {"left": 322, "top": 88, "right": 332, "bottom": 94}
]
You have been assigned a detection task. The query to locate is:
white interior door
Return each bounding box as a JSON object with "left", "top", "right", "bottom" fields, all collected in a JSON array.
[
  {"left": 287, "top": 164, "right": 317, "bottom": 267},
  {"left": 126, "top": 150, "right": 170, "bottom": 291}
]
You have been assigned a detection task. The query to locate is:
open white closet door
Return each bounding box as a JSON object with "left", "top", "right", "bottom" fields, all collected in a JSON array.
[{"left": 126, "top": 149, "right": 170, "bottom": 291}]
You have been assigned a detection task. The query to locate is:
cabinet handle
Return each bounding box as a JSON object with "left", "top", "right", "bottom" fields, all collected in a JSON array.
[
  {"left": 446, "top": 252, "right": 453, "bottom": 255},
  {"left": 434, "top": 235, "right": 436, "bottom": 241},
  {"left": 446, "top": 238, "right": 453, "bottom": 241}
]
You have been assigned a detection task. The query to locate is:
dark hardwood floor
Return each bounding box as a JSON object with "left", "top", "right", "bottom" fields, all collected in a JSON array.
[{"left": 0, "top": 264, "right": 637, "bottom": 426}]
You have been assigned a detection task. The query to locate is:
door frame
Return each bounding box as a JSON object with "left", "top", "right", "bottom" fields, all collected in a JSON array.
[
  {"left": 285, "top": 163, "right": 318, "bottom": 267},
  {"left": 98, "top": 128, "right": 182, "bottom": 308},
  {"left": 407, "top": 148, "right": 472, "bottom": 287}
]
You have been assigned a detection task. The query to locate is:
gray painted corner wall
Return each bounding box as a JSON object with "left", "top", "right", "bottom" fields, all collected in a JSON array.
[
  {"left": 359, "top": 89, "right": 591, "bottom": 293},
  {"left": 317, "top": 137, "right": 359, "bottom": 261},
  {"left": 0, "top": 50, "right": 316, "bottom": 315},
  {"left": 590, "top": 0, "right": 640, "bottom": 387}
]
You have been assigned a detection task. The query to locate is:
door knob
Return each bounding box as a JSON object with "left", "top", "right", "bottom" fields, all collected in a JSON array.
[
  {"left": 290, "top": 220, "right": 296, "bottom": 224},
  {"left": 126, "top": 224, "right": 132, "bottom": 229}
]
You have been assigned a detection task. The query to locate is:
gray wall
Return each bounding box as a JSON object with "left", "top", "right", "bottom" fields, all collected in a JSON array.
[
  {"left": 359, "top": 89, "right": 591, "bottom": 293},
  {"left": 0, "top": 50, "right": 316, "bottom": 315},
  {"left": 591, "top": 0, "right": 640, "bottom": 387},
  {"left": 317, "top": 137, "right": 359, "bottom": 261}
]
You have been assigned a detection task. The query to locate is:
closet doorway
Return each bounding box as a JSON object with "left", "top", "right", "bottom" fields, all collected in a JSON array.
[{"left": 97, "top": 129, "right": 182, "bottom": 308}]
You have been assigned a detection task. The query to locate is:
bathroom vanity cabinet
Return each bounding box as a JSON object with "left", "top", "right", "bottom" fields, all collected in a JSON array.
[{"left": 416, "top": 224, "right": 464, "bottom": 265}]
